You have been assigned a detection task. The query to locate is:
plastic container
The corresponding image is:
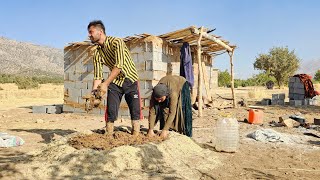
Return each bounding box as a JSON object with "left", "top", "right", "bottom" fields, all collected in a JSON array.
[
  {"left": 0, "top": 133, "right": 25, "bottom": 147},
  {"left": 248, "top": 109, "right": 264, "bottom": 124},
  {"left": 214, "top": 118, "right": 239, "bottom": 152}
]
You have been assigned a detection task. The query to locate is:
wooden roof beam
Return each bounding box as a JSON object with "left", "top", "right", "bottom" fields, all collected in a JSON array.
[{"left": 191, "top": 27, "right": 233, "bottom": 52}]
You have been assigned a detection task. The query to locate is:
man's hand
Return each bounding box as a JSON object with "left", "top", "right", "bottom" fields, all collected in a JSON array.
[
  {"left": 160, "top": 130, "right": 169, "bottom": 139},
  {"left": 99, "top": 82, "right": 109, "bottom": 94},
  {"left": 147, "top": 129, "right": 155, "bottom": 137}
]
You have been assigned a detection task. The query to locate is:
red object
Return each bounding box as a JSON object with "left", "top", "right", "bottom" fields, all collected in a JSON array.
[
  {"left": 307, "top": 74, "right": 312, "bottom": 79},
  {"left": 248, "top": 109, "right": 264, "bottom": 124}
]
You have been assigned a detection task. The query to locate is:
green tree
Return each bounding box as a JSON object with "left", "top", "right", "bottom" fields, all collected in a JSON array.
[
  {"left": 314, "top": 70, "right": 320, "bottom": 82},
  {"left": 254, "top": 47, "right": 300, "bottom": 87},
  {"left": 218, "top": 70, "right": 231, "bottom": 87}
]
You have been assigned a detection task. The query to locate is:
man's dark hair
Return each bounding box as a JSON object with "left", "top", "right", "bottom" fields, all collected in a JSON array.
[{"left": 87, "top": 20, "right": 106, "bottom": 34}]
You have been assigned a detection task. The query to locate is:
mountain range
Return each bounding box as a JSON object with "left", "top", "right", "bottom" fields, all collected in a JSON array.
[{"left": 0, "top": 37, "right": 63, "bottom": 76}]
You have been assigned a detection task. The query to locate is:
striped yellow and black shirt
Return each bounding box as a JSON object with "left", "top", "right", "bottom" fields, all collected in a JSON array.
[{"left": 93, "top": 36, "right": 138, "bottom": 87}]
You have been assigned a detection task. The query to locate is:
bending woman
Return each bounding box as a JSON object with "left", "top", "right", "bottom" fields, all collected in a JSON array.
[{"left": 147, "top": 75, "right": 192, "bottom": 139}]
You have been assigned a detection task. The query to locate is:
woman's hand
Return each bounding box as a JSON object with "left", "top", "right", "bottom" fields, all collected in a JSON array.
[
  {"left": 147, "top": 129, "right": 155, "bottom": 137},
  {"left": 160, "top": 130, "right": 169, "bottom": 139}
]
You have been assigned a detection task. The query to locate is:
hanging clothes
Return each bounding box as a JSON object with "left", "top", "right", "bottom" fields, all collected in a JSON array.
[{"left": 180, "top": 42, "right": 194, "bottom": 88}]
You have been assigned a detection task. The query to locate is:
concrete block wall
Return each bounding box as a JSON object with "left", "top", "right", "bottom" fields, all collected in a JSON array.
[{"left": 64, "top": 45, "right": 107, "bottom": 115}]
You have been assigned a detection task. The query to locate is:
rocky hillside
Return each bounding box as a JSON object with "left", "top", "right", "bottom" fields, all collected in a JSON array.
[{"left": 0, "top": 37, "right": 63, "bottom": 76}]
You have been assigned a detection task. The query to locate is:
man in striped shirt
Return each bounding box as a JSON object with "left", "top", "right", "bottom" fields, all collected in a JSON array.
[{"left": 87, "top": 20, "right": 141, "bottom": 136}]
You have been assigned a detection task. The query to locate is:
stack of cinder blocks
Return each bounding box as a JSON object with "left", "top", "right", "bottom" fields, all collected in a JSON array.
[
  {"left": 271, "top": 93, "right": 285, "bottom": 105},
  {"left": 288, "top": 77, "right": 315, "bottom": 106}
]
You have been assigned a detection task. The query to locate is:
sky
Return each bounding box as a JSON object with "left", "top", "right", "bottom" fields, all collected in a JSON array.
[{"left": 0, "top": 0, "right": 319, "bottom": 79}]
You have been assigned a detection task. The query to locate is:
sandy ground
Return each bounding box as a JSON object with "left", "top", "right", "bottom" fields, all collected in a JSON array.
[{"left": 0, "top": 84, "right": 320, "bottom": 179}]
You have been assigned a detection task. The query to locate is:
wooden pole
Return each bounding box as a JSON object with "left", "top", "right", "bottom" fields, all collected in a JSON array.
[
  {"left": 197, "top": 26, "right": 204, "bottom": 117},
  {"left": 192, "top": 27, "right": 233, "bottom": 52},
  {"left": 228, "top": 50, "right": 236, "bottom": 108}
]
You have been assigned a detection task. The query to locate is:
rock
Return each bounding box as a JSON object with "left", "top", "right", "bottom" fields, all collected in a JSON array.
[
  {"left": 282, "top": 119, "right": 300, "bottom": 128},
  {"left": 279, "top": 115, "right": 291, "bottom": 123}
]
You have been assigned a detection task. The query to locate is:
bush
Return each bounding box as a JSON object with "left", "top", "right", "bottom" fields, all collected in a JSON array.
[
  {"left": 314, "top": 70, "right": 320, "bottom": 82},
  {"left": 218, "top": 70, "right": 231, "bottom": 87},
  {"left": 0, "top": 74, "right": 63, "bottom": 89},
  {"left": 15, "top": 76, "right": 39, "bottom": 89},
  {"left": 0, "top": 74, "right": 15, "bottom": 83}
]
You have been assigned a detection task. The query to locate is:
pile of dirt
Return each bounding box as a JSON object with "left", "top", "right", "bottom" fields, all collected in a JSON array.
[
  {"left": 69, "top": 132, "right": 164, "bottom": 150},
  {"left": 20, "top": 132, "right": 220, "bottom": 179}
]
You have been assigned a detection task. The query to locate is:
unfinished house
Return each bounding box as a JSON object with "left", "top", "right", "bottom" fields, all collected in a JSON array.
[{"left": 63, "top": 26, "right": 235, "bottom": 118}]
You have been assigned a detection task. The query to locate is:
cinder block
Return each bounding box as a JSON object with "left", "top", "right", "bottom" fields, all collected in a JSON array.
[
  {"left": 63, "top": 104, "right": 74, "bottom": 112},
  {"left": 142, "top": 109, "right": 149, "bottom": 118},
  {"left": 145, "top": 80, "right": 154, "bottom": 89},
  {"left": 118, "top": 108, "right": 130, "bottom": 116},
  {"left": 138, "top": 80, "right": 145, "bottom": 90},
  {"left": 129, "top": 46, "right": 144, "bottom": 54},
  {"left": 289, "top": 77, "right": 299, "bottom": 83},
  {"left": 293, "top": 88, "right": 305, "bottom": 95},
  {"left": 293, "top": 94, "right": 305, "bottom": 100},
  {"left": 271, "top": 100, "right": 278, "bottom": 105},
  {"left": 272, "top": 94, "right": 279, "bottom": 100},
  {"left": 289, "top": 88, "right": 293, "bottom": 94},
  {"left": 144, "top": 51, "right": 158, "bottom": 60},
  {"left": 75, "top": 81, "right": 88, "bottom": 89},
  {"left": 87, "top": 108, "right": 102, "bottom": 115},
  {"left": 140, "top": 89, "right": 153, "bottom": 98},
  {"left": 68, "top": 72, "right": 82, "bottom": 81},
  {"left": 75, "top": 64, "right": 87, "bottom": 73},
  {"left": 144, "top": 99, "right": 150, "bottom": 107},
  {"left": 131, "top": 53, "right": 139, "bottom": 62},
  {"left": 120, "top": 115, "right": 131, "bottom": 120},
  {"left": 290, "top": 100, "right": 302, "bottom": 106},
  {"left": 80, "top": 73, "right": 94, "bottom": 81},
  {"left": 67, "top": 88, "right": 82, "bottom": 99},
  {"left": 74, "top": 107, "right": 87, "bottom": 114},
  {"left": 135, "top": 62, "right": 146, "bottom": 71},
  {"left": 145, "top": 60, "right": 152, "bottom": 71},
  {"left": 120, "top": 98, "right": 128, "bottom": 108},
  {"left": 151, "top": 61, "right": 167, "bottom": 71},
  {"left": 278, "top": 99, "right": 285, "bottom": 106},
  {"left": 32, "top": 106, "right": 47, "bottom": 113},
  {"left": 78, "top": 97, "right": 86, "bottom": 105},
  {"left": 137, "top": 53, "right": 145, "bottom": 63},
  {"left": 47, "top": 105, "right": 63, "bottom": 114},
  {"left": 289, "top": 82, "right": 294, "bottom": 88},
  {"left": 289, "top": 93, "right": 294, "bottom": 99},
  {"left": 261, "top": 98, "right": 271, "bottom": 105},
  {"left": 138, "top": 71, "right": 166, "bottom": 81},
  {"left": 64, "top": 81, "right": 75, "bottom": 89},
  {"left": 293, "top": 82, "right": 304, "bottom": 89},
  {"left": 278, "top": 93, "right": 285, "bottom": 100},
  {"left": 81, "top": 89, "right": 92, "bottom": 97},
  {"left": 64, "top": 63, "right": 75, "bottom": 73}
]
